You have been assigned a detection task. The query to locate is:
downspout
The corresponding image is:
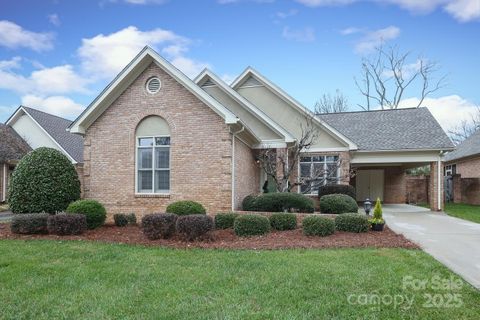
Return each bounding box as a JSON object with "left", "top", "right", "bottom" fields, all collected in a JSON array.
[
  {"left": 230, "top": 124, "right": 245, "bottom": 211},
  {"left": 438, "top": 152, "right": 442, "bottom": 211}
]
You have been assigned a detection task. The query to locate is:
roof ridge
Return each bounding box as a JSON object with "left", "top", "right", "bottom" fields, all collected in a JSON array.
[
  {"left": 317, "top": 107, "right": 423, "bottom": 116},
  {"left": 22, "top": 106, "right": 73, "bottom": 124}
]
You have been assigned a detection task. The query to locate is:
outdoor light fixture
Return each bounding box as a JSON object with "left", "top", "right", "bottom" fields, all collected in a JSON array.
[{"left": 364, "top": 198, "right": 372, "bottom": 215}]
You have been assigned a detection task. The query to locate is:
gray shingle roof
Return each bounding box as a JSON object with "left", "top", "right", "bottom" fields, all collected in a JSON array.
[
  {"left": 23, "top": 107, "right": 84, "bottom": 163},
  {"left": 0, "top": 123, "right": 31, "bottom": 163},
  {"left": 318, "top": 108, "right": 454, "bottom": 151},
  {"left": 444, "top": 129, "right": 480, "bottom": 162}
]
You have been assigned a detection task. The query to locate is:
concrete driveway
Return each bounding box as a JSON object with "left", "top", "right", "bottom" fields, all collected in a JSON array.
[{"left": 384, "top": 205, "right": 480, "bottom": 289}]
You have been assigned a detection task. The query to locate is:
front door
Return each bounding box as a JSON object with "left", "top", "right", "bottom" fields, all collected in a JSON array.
[{"left": 356, "top": 169, "right": 384, "bottom": 201}]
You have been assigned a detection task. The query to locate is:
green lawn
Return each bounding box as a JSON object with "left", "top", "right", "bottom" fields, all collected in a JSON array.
[
  {"left": 444, "top": 203, "right": 480, "bottom": 224},
  {"left": 0, "top": 240, "right": 479, "bottom": 319}
]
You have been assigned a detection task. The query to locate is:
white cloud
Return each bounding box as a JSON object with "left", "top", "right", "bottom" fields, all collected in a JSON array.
[
  {"left": 295, "top": 0, "right": 355, "bottom": 7},
  {"left": 221, "top": 74, "right": 236, "bottom": 84},
  {"left": 217, "top": 0, "right": 275, "bottom": 4},
  {"left": 398, "top": 95, "right": 479, "bottom": 132},
  {"left": 354, "top": 26, "right": 400, "bottom": 54},
  {"left": 275, "top": 9, "right": 299, "bottom": 18},
  {"left": 282, "top": 26, "right": 316, "bottom": 42},
  {"left": 78, "top": 26, "right": 208, "bottom": 79},
  {"left": 48, "top": 14, "right": 61, "bottom": 27},
  {"left": 0, "top": 57, "right": 22, "bottom": 70},
  {"left": 107, "top": 0, "right": 168, "bottom": 4},
  {"left": 339, "top": 27, "right": 363, "bottom": 35},
  {"left": 444, "top": 0, "right": 480, "bottom": 22},
  {"left": 0, "top": 63, "right": 89, "bottom": 95},
  {"left": 0, "top": 20, "right": 54, "bottom": 52},
  {"left": 21, "top": 95, "right": 85, "bottom": 119}
]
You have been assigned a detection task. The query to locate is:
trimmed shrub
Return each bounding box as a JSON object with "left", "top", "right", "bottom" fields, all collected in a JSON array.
[
  {"left": 10, "top": 213, "right": 49, "bottom": 234},
  {"left": 141, "top": 213, "right": 177, "bottom": 240},
  {"left": 47, "top": 213, "right": 87, "bottom": 235},
  {"left": 8, "top": 147, "right": 81, "bottom": 214},
  {"left": 318, "top": 184, "right": 356, "bottom": 200},
  {"left": 113, "top": 214, "right": 129, "bottom": 227},
  {"left": 166, "top": 201, "right": 206, "bottom": 216},
  {"left": 242, "top": 194, "right": 257, "bottom": 211},
  {"left": 370, "top": 198, "right": 385, "bottom": 225},
  {"left": 66, "top": 199, "right": 106, "bottom": 229},
  {"left": 269, "top": 213, "right": 297, "bottom": 231},
  {"left": 234, "top": 214, "right": 270, "bottom": 237},
  {"left": 335, "top": 213, "right": 370, "bottom": 233},
  {"left": 302, "top": 215, "right": 335, "bottom": 237},
  {"left": 176, "top": 214, "right": 214, "bottom": 241},
  {"left": 320, "top": 194, "right": 358, "bottom": 214},
  {"left": 127, "top": 213, "right": 137, "bottom": 225},
  {"left": 215, "top": 212, "right": 239, "bottom": 229},
  {"left": 246, "top": 193, "right": 315, "bottom": 213}
]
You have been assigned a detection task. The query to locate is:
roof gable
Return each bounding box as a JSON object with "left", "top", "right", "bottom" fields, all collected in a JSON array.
[
  {"left": 0, "top": 123, "right": 31, "bottom": 163},
  {"left": 444, "top": 129, "right": 480, "bottom": 161},
  {"left": 69, "top": 46, "right": 239, "bottom": 135},
  {"left": 231, "top": 67, "right": 358, "bottom": 150}
]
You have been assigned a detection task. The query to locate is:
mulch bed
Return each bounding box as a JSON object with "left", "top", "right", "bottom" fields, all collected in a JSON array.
[{"left": 0, "top": 223, "right": 418, "bottom": 250}]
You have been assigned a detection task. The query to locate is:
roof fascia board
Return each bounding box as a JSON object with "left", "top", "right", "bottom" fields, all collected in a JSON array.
[
  {"left": 195, "top": 69, "right": 296, "bottom": 143},
  {"left": 232, "top": 67, "right": 358, "bottom": 150}
]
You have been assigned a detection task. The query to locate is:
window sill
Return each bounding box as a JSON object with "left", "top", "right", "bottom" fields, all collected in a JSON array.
[{"left": 135, "top": 193, "right": 170, "bottom": 198}]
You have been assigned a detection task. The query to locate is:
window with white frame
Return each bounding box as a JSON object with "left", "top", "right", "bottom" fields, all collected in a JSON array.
[
  {"left": 135, "top": 116, "right": 171, "bottom": 194},
  {"left": 299, "top": 155, "right": 339, "bottom": 194},
  {"left": 444, "top": 164, "right": 456, "bottom": 176}
]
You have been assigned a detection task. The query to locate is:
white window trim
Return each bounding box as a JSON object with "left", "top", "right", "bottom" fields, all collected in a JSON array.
[
  {"left": 135, "top": 135, "right": 171, "bottom": 195},
  {"left": 298, "top": 154, "right": 340, "bottom": 195}
]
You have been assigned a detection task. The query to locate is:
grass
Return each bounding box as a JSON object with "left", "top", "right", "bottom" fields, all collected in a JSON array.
[
  {"left": 0, "top": 240, "right": 479, "bottom": 319},
  {"left": 444, "top": 203, "right": 480, "bottom": 224}
]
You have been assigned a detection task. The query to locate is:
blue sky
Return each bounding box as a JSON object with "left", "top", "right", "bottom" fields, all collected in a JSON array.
[{"left": 1, "top": 0, "right": 479, "bottom": 131}]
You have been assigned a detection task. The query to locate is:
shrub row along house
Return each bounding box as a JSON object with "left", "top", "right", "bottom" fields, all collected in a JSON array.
[{"left": 1, "top": 46, "right": 454, "bottom": 215}]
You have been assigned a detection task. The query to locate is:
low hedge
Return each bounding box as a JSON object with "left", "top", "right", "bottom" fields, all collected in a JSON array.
[
  {"left": 319, "top": 194, "right": 358, "bottom": 214},
  {"left": 215, "top": 212, "right": 239, "bottom": 229},
  {"left": 242, "top": 194, "right": 257, "bottom": 211},
  {"left": 126, "top": 213, "right": 137, "bottom": 225},
  {"left": 176, "top": 214, "right": 214, "bottom": 241},
  {"left": 302, "top": 215, "right": 335, "bottom": 237},
  {"left": 234, "top": 214, "right": 270, "bottom": 237},
  {"left": 335, "top": 213, "right": 370, "bottom": 233},
  {"left": 269, "top": 213, "right": 297, "bottom": 231},
  {"left": 318, "top": 184, "right": 356, "bottom": 200},
  {"left": 114, "top": 213, "right": 137, "bottom": 227},
  {"left": 66, "top": 199, "right": 106, "bottom": 229},
  {"left": 166, "top": 201, "right": 206, "bottom": 216},
  {"left": 141, "top": 213, "right": 177, "bottom": 240},
  {"left": 10, "top": 213, "right": 49, "bottom": 234},
  {"left": 245, "top": 193, "right": 314, "bottom": 213},
  {"left": 47, "top": 214, "right": 87, "bottom": 235}
]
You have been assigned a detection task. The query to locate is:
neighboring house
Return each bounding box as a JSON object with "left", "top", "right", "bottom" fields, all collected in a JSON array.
[
  {"left": 443, "top": 129, "right": 480, "bottom": 205},
  {"left": 4, "top": 106, "right": 85, "bottom": 195},
  {"left": 67, "top": 46, "right": 453, "bottom": 215},
  {"left": 0, "top": 123, "right": 31, "bottom": 202}
]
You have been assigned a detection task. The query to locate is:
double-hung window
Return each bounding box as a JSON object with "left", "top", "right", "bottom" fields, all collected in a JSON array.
[
  {"left": 299, "top": 155, "right": 339, "bottom": 194},
  {"left": 137, "top": 136, "right": 170, "bottom": 193}
]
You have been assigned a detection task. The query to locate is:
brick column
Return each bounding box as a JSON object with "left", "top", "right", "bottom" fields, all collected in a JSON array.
[{"left": 429, "top": 161, "right": 444, "bottom": 211}]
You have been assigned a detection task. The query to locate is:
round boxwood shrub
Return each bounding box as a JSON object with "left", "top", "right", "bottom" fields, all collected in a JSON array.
[
  {"left": 215, "top": 212, "right": 239, "bottom": 229},
  {"left": 234, "top": 214, "right": 270, "bottom": 237},
  {"left": 47, "top": 213, "right": 87, "bottom": 235},
  {"left": 8, "top": 147, "right": 81, "bottom": 214},
  {"left": 126, "top": 213, "right": 137, "bottom": 225},
  {"left": 176, "top": 214, "right": 214, "bottom": 241},
  {"left": 269, "top": 213, "right": 297, "bottom": 231},
  {"left": 66, "top": 199, "right": 106, "bottom": 229},
  {"left": 113, "top": 214, "right": 129, "bottom": 227},
  {"left": 246, "top": 193, "right": 314, "bottom": 213},
  {"left": 335, "top": 213, "right": 370, "bottom": 233},
  {"left": 10, "top": 213, "right": 49, "bottom": 234},
  {"left": 302, "top": 215, "right": 335, "bottom": 237},
  {"left": 166, "top": 200, "right": 206, "bottom": 216},
  {"left": 319, "top": 194, "right": 358, "bottom": 214},
  {"left": 141, "top": 213, "right": 177, "bottom": 240},
  {"left": 318, "top": 184, "right": 356, "bottom": 200},
  {"left": 242, "top": 194, "right": 257, "bottom": 211}
]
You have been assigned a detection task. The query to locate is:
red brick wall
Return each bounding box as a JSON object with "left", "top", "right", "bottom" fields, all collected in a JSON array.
[
  {"left": 384, "top": 167, "right": 406, "bottom": 204},
  {"left": 460, "top": 178, "right": 480, "bottom": 205},
  {"left": 406, "top": 175, "right": 429, "bottom": 204},
  {"left": 429, "top": 161, "right": 444, "bottom": 211},
  {"left": 233, "top": 137, "right": 259, "bottom": 210},
  {"left": 74, "top": 164, "right": 84, "bottom": 199},
  {"left": 83, "top": 62, "right": 232, "bottom": 217},
  {"left": 453, "top": 156, "right": 480, "bottom": 178},
  {"left": 0, "top": 164, "right": 4, "bottom": 202}
]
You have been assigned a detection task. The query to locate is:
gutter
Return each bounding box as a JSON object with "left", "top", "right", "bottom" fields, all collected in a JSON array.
[{"left": 230, "top": 124, "right": 245, "bottom": 211}]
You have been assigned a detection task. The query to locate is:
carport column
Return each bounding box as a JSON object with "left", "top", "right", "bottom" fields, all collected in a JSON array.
[{"left": 429, "top": 160, "right": 444, "bottom": 211}]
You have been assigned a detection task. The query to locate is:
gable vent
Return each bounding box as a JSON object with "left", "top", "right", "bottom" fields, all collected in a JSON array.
[
  {"left": 201, "top": 78, "right": 216, "bottom": 87},
  {"left": 146, "top": 77, "right": 161, "bottom": 94},
  {"left": 240, "top": 76, "right": 262, "bottom": 88}
]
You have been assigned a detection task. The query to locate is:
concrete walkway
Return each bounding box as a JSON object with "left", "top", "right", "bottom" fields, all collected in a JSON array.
[{"left": 384, "top": 205, "right": 480, "bottom": 289}]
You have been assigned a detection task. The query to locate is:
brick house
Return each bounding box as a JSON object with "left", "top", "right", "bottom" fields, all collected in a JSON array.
[
  {"left": 65, "top": 46, "right": 453, "bottom": 215},
  {"left": 443, "top": 129, "right": 480, "bottom": 205}
]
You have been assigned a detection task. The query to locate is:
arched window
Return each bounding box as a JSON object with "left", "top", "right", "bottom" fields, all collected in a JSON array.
[{"left": 135, "top": 116, "right": 170, "bottom": 194}]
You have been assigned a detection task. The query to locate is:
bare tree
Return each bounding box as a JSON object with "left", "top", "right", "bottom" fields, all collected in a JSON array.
[
  {"left": 314, "top": 90, "right": 349, "bottom": 114},
  {"left": 448, "top": 106, "right": 480, "bottom": 144},
  {"left": 355, "top": 45, "right": 447, "bottom": 110}
]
